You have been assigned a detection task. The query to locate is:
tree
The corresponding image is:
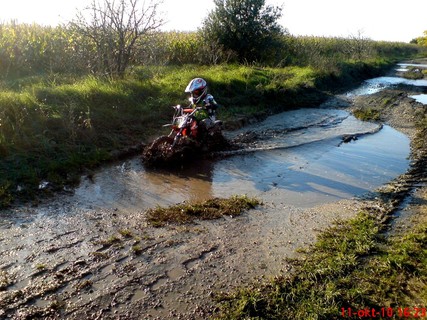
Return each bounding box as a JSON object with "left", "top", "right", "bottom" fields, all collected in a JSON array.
[
  {"left": 202, "top": 0, "right": 285, "bottom": 63},
  {"left": 71, "top": 0, "right": 164, "bottom": 77},
  {"left": 418, "top": 30, "right": 427, "bottom": 46},
  {"left": 343, "top": 30, "right": 373, "bottom": 61}
]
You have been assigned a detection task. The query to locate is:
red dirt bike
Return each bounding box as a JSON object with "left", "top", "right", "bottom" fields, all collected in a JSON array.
[{"left": 142, "top": 105, "right": 226, "bottom": 167}]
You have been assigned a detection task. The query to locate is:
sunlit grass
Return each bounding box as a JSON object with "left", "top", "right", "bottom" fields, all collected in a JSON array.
[
  {"left": 146, "top": 195, "right": 261, "bottom": 227},
  {"left": 353, "top": 107, "right": 381, "bottom": 121}
]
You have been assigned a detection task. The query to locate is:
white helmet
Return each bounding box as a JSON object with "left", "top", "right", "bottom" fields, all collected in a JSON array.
[{"left": 185, "top": 78, "right": 208, "bottom": 104}]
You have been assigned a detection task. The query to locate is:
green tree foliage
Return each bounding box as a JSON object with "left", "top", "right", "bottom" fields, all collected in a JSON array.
[
  {"left": 202, "top": 0, "right": 285, "bottom": 63},
  {"left": 418, "top": 30, "right": 427, "bottom": 46},
  {"left": 410, "top": 30, "right": 427, "bottom": 46}
]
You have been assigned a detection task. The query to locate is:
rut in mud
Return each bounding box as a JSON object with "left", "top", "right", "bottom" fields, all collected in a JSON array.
[{"left": 0, "top": 61, "right": 426, "bottom": 319}]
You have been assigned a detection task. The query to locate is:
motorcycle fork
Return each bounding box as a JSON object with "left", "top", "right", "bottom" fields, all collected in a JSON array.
[{"left": 171, "top": 129, "right": 184, "bottom": 148}]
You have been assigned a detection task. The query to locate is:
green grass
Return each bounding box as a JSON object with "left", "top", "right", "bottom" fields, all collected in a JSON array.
[
  {"left": 402, "top": 66, "right": 425, "bottom": 80},
  {"left": 353, "top": 107, "right": 381, "bottom": 121},
  {"left": 214, "top": 211, "right": 427, "bottom": 319}
]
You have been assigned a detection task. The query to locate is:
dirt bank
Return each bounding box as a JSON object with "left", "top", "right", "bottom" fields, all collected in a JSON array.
[{"left": 0, "top": 73, "right": 426, "bottom": 319}]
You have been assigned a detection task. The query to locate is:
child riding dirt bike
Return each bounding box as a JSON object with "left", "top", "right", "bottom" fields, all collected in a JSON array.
[
  {"left": 141, "top": 78, "right": 225, "bottom": 166},
  {"left": 185, "top": 77, "right": 220, "bottom": 142}
]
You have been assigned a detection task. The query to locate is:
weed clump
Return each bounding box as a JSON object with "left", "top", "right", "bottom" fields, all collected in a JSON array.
[
  {"left": 353, "top": 107, "right": 381, "bottom": 121},
  {"left": 146, "top": 195, "right": 260, "bottom": 227},
  {"left": 402, "top": 67, "right": 425, "bottom": 80}
]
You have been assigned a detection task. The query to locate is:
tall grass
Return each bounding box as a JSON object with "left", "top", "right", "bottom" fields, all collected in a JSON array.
[
  {"left": 0, "top": 23, "right": 83, "bottom": 77},
  {"left": 0, "top": 74, "right": 160, "bottom": 205}
]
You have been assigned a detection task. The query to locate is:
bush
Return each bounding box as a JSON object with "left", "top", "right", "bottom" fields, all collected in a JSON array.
[{"left": 201, "top": 0, "right": 285, "bottom": 63}]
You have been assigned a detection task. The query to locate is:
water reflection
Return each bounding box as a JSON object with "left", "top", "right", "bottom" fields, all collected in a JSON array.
[
  {"left": 398, "top": 63, "right": 427, "bottom": 69},
  {"left": 73, "top": 157, "right": 217, "bottom": 210},
  {"left": 347, "top": 77, "right": 427, "bottom": 96},
  {"left": 409, "top": 94, "right": 427, "bottom": 104},
  {"left": 212, "top": 125, "right": 409, "bottom": 207}
]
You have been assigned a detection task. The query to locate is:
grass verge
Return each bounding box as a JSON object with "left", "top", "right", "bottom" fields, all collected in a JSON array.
[
  {"left": 146, "top": 195, "right": 260, "bottom": 227},
  {"left": 214, "top": 208, "right": 427, "bottom": 319},
  {"left": 353, "top": 107, "right": 381, "bottom": 121}
]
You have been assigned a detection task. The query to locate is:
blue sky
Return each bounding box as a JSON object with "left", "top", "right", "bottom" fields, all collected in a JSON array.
[{"left": 1, "top": 0, "right": 426, "bottom": 42}]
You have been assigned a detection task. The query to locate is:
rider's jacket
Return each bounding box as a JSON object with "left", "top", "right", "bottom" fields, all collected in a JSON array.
[{"left": 192, "top": 94, "right": 218, "bottom": 122}]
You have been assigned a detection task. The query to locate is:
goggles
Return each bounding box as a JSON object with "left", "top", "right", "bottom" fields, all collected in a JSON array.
[{"left": 192, "top": 89, "right": 203, "bottom": 97}]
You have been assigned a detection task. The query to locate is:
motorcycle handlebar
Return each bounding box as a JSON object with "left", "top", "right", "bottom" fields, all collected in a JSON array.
[{"left": 172, "top": 105, "right": 203, "bottom": 111}]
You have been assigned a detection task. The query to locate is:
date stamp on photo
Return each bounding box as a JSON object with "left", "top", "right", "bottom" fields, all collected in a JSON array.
[{"left": 341, "top": 307, "right": 427, "bottom": 318}]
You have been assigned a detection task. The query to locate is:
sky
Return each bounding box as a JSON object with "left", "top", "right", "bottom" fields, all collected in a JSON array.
[{"left": 0, "top": 0, "right": 426, "bottom": 43}]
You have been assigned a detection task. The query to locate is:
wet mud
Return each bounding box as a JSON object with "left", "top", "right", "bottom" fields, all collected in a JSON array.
[{"left": 0, "top": 62, "right": 426, "bottom": 319}]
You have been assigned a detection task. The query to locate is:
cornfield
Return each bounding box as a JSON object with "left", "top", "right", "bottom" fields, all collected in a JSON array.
[
  {"left": 0, "top": 23, "right": 236, "bottom": 77},
  {"left": 282, "top": 35, "right": 422, "bottom": 72},
  {"left": 0, "top": 22, "right": 423, "bottom": 78},
  {"left": 0, "top": 22, "right": 87, "bottom": 77}
]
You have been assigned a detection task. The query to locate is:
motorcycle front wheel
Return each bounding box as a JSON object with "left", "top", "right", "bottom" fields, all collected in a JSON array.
[{"left": 141, "top": 135, "right": 175, "bottom": 166}]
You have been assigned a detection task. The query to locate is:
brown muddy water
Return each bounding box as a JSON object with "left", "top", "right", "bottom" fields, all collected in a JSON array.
[
  {"left": 57, "top": 109, "right": 409, "bottom": 211},
  {"left": 0, "top": 65, "right": 421, "bottom": 319}
]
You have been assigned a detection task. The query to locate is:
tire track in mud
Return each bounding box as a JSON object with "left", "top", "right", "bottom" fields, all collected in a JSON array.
[
  {"left": 0, "top": 189, "right": 404, "bottom": 318},
  {"left": 0, "top": 205, "right": 236, "bottom": 319}
]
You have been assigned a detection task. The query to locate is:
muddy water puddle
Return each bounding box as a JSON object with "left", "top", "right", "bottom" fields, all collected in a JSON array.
[
  {"left": 0, "top": 109, "right": 410, "bottom": 286},
  {"left": 64, "top": 108, "right": 409, "bottom": 210},
  {"left": 346, "top": 63, "right": 427, "bottom": 96}
]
